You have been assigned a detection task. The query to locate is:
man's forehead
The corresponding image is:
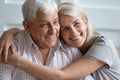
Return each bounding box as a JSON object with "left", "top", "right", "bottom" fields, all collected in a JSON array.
[
  {"left": 37, "top": 10, "right": 58, "bottom": 16},
  {"left": 36, "top": 11, "right": 58, "bottom": 21}
]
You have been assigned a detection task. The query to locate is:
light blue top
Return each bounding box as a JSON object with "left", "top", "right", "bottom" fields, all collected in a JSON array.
[{"left": 85, "top": 35, "right": 120, "bottom": 80}]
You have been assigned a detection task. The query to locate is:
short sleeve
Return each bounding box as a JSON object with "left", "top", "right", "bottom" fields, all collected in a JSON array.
[{"left": 84, "top": 37, "right": 114, "bottom": 67}]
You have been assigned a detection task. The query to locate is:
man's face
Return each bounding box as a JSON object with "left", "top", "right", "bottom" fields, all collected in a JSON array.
[{"left": 26, "top": 10, "right": 60, "bottom": 49}]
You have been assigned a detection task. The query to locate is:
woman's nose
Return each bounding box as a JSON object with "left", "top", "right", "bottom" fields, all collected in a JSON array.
[{"left": 70, "top": 27, "right": 78, "bottom": 37}]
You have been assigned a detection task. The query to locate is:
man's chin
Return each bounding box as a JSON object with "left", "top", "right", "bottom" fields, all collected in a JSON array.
[
  {"left": 47, "top": 38, "right": 58, "bottom": 46},
  {"left": 50, "top": 42, "right": 57, "bottom": 46},
  {"left": 49, "top": 40, "right": 57, "bottom": 46}
]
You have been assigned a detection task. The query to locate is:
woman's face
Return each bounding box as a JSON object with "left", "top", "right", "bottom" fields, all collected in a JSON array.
[{"left": 59, "top": 14, "right": 88, "bottom": 48}]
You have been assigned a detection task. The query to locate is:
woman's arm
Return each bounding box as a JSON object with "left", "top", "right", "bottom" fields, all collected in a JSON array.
[
  {"left": 0, "top": 28, "right": 105, "bottom": 80},
  {"left": 0, "top": 28, "right": 21, "bottom": 62},
  {"left": 6, "top": 49, "right": 105, "bottom": 80},
  {"left": 61, "top": 56, "right": 105, "bottom": 79}
]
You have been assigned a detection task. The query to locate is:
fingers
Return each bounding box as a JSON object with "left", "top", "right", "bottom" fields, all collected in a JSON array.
[
  {"left": 0, "top": 30, "right": 16, "bottom": 63},
  {"left": 0, "top": 39, "right": 5, "bottom": 62},
  {"left": 11, "top": 43, "right": 17, "bottom": 54},
  {"left": 0, "top": 55, "right": 2, "bottom": 62},
  {"left": 0, "top": 40, "right": 10, "bottom": 63},
  {"left": 3, "top": 45, "right": 9, "bottom": 63},
  {"left": 0, "top": 43, "right": 3, "bottom": 55},
  {"left": 2, "top": 44, "right": 16, "bottom": 63},
  {"left": 0, "top": 38, "right": 4, "bottom": 55}
]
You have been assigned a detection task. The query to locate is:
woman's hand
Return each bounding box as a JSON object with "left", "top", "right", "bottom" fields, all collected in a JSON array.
[
  {"left": 7, "top": 48, "right": 21, "bottom": 65},
  {"left": 0, "top": 48, "right": 21, "bottom": 66},
  {"left": 0, "top": 28, "right": 21, "bottom": 62}
]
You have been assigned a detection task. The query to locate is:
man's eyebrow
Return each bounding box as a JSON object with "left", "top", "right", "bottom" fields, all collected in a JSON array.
[
  {"left": 39, "top": 20, "right": 47, "bottom": 22},
  {"left": 38, "top": 19, "right": 48, "bottom": 23},
  {"left": 54, "top": 17, "right": 59, "bottom": 20}
]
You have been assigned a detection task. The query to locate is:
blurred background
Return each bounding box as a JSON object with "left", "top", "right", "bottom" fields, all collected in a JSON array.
[{"left": 0, "top": 0, "right": 120, "bottom": 50}]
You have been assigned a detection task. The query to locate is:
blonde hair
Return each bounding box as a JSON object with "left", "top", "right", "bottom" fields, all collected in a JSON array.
[
  {"left": 58, "top": 3, "right": 100, "bottom": 48},
  {"left": 22, "top": 0, "right": 57, "bottom": 22}
]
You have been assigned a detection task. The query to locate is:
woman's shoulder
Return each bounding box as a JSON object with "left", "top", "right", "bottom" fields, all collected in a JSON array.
[{"left": 94, "top": 35, "right": 114, "bottom": 47}]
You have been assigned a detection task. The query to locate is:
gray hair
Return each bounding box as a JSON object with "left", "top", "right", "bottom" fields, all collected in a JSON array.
[
  {"left": 22, "top": 0, "right": 58, "bottom": 22},
  {"left": 58, "top": 3, "right": 100, "bottom": 48}
]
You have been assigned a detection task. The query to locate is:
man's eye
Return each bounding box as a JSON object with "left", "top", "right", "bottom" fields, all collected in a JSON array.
[
  {"left": 54, "top": 21, "right": 59, "bottom": 25},
  {"left": 42, "top": 24, "right": 47, "bottom": 26},
  {"left": 54, "top": 21, "right": 58, "bottom": 24},
  {"left": 40, "top": 24, "right": 48, "bottom": 27}
]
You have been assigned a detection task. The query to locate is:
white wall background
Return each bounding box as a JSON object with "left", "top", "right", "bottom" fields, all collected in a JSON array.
[{"left": 0, "top": 0, "right": 120, "bottom": 47}]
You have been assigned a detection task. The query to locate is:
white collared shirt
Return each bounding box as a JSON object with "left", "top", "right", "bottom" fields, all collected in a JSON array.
[{"left": 0, "top": 30, "right": 93, "bottom": 80}]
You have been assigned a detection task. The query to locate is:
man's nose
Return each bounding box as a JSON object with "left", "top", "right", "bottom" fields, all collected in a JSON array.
[{"left": 48, "top": 24, "right": 56, "bottom": 34}]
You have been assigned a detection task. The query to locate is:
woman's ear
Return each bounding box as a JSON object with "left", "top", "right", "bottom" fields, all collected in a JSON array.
[
  {"left": 83, "top": 16, "right": 88, "bottom": 29},
  {"left": 83, "top": 16, "right": 88, "bottom": 25}
]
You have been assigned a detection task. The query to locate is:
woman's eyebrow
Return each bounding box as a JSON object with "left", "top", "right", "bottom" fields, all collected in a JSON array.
[{"left": 73, "top": 19, "right": 79, "bottom": 24}]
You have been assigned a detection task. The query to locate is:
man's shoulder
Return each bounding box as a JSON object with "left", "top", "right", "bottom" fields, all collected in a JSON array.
[
  {"left": 14, "top": 30, "right": 31, "bottom": 42},
  {"left": 14, "top": 30, "right": 32, "bottom": 48},
  {"left": 14, "top": 30, "right": 33, "bottom": 55},
  {"left": 14, "top": 30, "right": 26, "bottom": 39}
]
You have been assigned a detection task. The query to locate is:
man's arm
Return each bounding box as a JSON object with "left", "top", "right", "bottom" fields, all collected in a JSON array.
[{"left": 0, "top": 28, "right": 21, "bottom": 62}]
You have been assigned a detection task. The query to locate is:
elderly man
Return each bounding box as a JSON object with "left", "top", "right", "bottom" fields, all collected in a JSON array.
[
  {"left": 0, "top": 0, "right": 94, "bottom": 80},
  {"left": 0, "top": 0, "right": 81, "bottom": 80}
]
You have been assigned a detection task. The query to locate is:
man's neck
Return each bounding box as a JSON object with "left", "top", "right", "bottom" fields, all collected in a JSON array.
[{"left": 39, "top": 48, "right": 50, "bottom": 65}]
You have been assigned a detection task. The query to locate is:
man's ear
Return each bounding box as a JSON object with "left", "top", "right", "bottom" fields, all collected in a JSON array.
[{"left": 23, "top": 20, "right": 29, "bottom": 30}]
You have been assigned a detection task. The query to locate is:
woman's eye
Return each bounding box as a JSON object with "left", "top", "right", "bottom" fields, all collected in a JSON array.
[
  {"left": 74, "top": 22, "right": 80, "bottom": 27},
  {"left": 62, "top": 26, "right": 69, "bottom": 31}
]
